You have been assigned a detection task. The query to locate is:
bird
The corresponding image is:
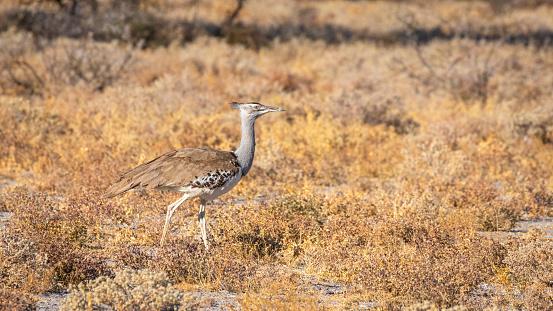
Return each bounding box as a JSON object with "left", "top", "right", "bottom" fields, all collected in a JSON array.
[{"left": 103, "top": 102, "right": 284, "bottom": 250}]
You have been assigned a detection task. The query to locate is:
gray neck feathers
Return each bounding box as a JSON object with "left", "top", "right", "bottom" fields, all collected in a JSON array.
[{"left": 234, "top": 112, "right": 256, "bottom": 176}]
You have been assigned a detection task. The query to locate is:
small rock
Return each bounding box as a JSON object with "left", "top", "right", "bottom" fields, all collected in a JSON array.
[
  {"left": 312, "top": 281, "right": 345, "bottom": 295},
  {"left": 0, "top": 211, "right": 13, "bottom": 231},
  {"left": 359, "top": 301, "right": 379, "bottom": 309},
  {"left": 36, "top": 292, "right": 68, "bottom": 311}
]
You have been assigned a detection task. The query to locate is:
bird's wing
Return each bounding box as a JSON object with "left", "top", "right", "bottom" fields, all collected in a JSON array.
[{"left": 103, "top": 147, "right": 240, "bottom": 198}]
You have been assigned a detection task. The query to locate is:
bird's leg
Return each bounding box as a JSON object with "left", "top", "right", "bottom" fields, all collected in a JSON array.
[
  {"left": 160, "top": 195, "right": 187, "bottom": 246},
  {"left": 198, "top": 200, "right": 209, "bottom": 250}
]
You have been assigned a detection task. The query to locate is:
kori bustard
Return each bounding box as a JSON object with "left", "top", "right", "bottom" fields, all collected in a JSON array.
[{"left": 104, "top": 102, "right": 284, "bottom": 249}]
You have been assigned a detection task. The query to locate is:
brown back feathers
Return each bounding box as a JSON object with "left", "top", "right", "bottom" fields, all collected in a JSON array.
[{"left": 104, "top": 147, "right": 240, "bottom": 198}]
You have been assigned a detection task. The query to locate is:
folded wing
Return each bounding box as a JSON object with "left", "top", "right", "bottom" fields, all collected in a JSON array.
[{"left": 103, "top": 147, "right": 240, "bottom": 198}]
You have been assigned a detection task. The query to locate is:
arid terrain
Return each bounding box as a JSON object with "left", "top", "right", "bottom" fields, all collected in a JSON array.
[{"left": 1, "top": 0, "right": 553, "bottom": 310}]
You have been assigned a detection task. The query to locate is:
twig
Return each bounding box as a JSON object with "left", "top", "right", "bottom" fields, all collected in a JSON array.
[
  {"left": 414, "top": 44, "right": 438, "bottom": 78},
  {"left": 223, "top": 0, "right": 246, "bottom": 28}
]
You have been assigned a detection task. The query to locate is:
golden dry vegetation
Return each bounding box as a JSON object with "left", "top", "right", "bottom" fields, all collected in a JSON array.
[{"left": 1, "top": 0, "right": 553, "bottom": 310}]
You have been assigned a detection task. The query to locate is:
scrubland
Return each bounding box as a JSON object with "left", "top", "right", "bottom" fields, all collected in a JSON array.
[{"left": 1, "top": 0, "right": 553, "bottom": 310}]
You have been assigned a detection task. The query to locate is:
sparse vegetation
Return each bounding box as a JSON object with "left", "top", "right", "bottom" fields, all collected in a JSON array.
[
  {"left": 60, "top": 269, "right": 184, "bottom": 310},
  {"left": 1, "top": 0, "right": 552, "bottom": 309}
]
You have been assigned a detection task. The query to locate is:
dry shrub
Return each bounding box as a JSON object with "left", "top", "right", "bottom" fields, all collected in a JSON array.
[
  {"left": 258, "top": 111, "right": 402, "bottom": 185},
  {"left": 153, "top": 240, "right": 259, "bottom": 292},
  {"left": 395, "top": 118, "right": 546, "bottom": 229},
  {"left": 152, "top": 192, "right": 330, "bottom": 292},
  {"left": 458, "top": 182, "right": 521, "bottom": 231},
  {"left": 396, "top": 40, "right": 553, "bottom": 107},
  {"left": 0, "top": 227, "right": 50, "bottom": 293},
  {"left": 0, "top": 288, "right": 36, "bottom": 311},
  {"left": 306, "top": 210, "right": 505, "bottom": 307},
  {"left": 60, "top": 269, "right": 184, "bottom": 311},
  {"left": 221, "top": 192, "right": 328, "bottom": 261},
  {"left": 0, "top": 29, "right": 43, "bottom": 95},
  {"left": 514, "top": 104, "right": 553, "bottom": 144},
  {"left": 0, "top": 31, "right": 135, "bottom": 95},
  {"left": 0, "top": 1, "right": 177, "bottom": 46},
  {"left": 392, "top": 40, "right": 504, "bottom": 105},
  {"left": 0, "top": 97, "right": 72, "bottom": 168},
  {"left": 497, "top": 230, "right": 553, "bottom": 309},
  {"left": 330, "top": 90, "right": 419, "bottom": 134},
  {"left": 0, "top": 188, "right": 111, "bottom": 292},
  {"left": 43, "top": 36, "right": 134, "bottom": 91}
]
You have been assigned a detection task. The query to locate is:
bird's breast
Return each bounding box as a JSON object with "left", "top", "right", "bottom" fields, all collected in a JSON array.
[{"left": 199, "top": 169, "right": 242, "bottom": 202}]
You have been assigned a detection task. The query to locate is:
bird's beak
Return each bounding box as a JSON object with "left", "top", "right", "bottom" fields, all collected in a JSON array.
[
  {"left": 230, "top": 102, "right": 241, "bottom": 110},
  {"left": 265, "top": 105, "right": 285, "bottom": 112}
]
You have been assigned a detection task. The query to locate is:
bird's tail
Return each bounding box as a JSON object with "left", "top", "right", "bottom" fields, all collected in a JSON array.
[{"left": 102, "top": 180, "right": 136, "bottom": 199}]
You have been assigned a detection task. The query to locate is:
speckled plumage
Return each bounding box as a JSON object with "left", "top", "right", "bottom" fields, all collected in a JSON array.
[{"left": 190, "top": 169, "right": 238, "bottom": 189}]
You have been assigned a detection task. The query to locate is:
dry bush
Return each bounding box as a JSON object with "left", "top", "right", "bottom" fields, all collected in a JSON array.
[
  {"left": 330, "top": 90, "right": 419, "bottom": 134},
  {"left": 303, "top": 197, "right": 505, "bottom": 307},
  {"left": 497, "top": 231, "right": 553, "bottom": 309},
  {"left": 0, "top": 288, "right": 36, "bottom": 311},
  {"left": 392, "top": 136, "right": 518, "bottom": 231},
  {"left": 392, "top": 40, "right": 503, "bottom": 105},
  {"left": 392, "top": 41, "right": 553, "bottom": 108},
  {"left": 152, "top": 240, "right": 260, "bottom": 292},
  {"left": 0, "top": 97, "right": 72, "bottom": 175},
  {"left": 0, "top": 32, "right": 135, "bottom": 95},
  {"left": 0, "top": 29, "right": 44, "bottom": 95},
  {"left": 0, "top": 227, "right": 50, "bottom": 293},
  {"left": 514, "top": 104, "right": 553, "bottom": 144},
  {"left": 0, "top": 188, "right": 111, "bottom": 292},
  {"left": 148, "top": 192, "right": 331, "bottom": 292},
  {"left": 0, "top": 1, "right": 165, "bottom": 44},
  {"left": 215, "top": 192, "right": 330, "bottom": 261},
  {"left": 61, "top": 269, "right": 184, "bottom": 310},
  {"left": 43, "top": 36, "right": 134, "bottom": 91}
]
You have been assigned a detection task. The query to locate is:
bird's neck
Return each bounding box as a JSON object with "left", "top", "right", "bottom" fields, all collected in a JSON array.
[{"left": 234, "top": 113, "right": 256, "bottom": 176}]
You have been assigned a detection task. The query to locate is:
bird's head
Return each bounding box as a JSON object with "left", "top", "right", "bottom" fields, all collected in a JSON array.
[{"left": 230, "top": 102, "right": 285, "bottom": 119}]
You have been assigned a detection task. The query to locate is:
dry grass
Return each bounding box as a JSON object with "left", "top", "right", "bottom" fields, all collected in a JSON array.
[{"left": 1, "top": 0, "right": 553, "bottom": 309}]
